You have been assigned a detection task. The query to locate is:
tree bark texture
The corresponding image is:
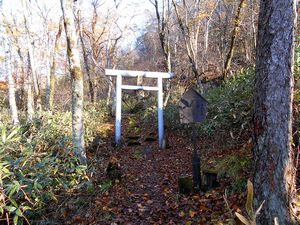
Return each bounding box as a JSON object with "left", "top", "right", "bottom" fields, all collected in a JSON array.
[
  {"left": 3, "top": 19, "right": 26, "bottom": 110},
  {"left": 22, "top": 0, "right": 42, "bottom": 111},
  {"left": 253, "top": 0, "right": 297, "bottom": 224},
  {"left": 44, "top": 18, "right": 51, "bottom": 112},
  {"left": 49, "top": 17, "right": 63, "bottom": 111},
  {"left": 26, "top": 52, "right": 34, "bottom": 123},
  {"left": 26, "top": 51, "right": 34, "bottom": 123},
  {"left": 26, "top": 82, "right": 34, "bottom": 123},
  {"left": 223, "top": 0, "right": 246, "bottom": 79},
  {"left": 172, "top": 0, "right": 203, "bottom": 92},
  {"left": 60, "top": 0, "right": 86, "bottom": 164},
  {"left": 6, "top": 52, "right": 19, "bottom": 125},
  {"left": 78, "top": 13, "right": 94, "bottom": 103},
  {"left": 153, "top": 0, "right": 172, "bottom": 73},
  {"left": 152, "top": 0, "right": 172, "bottom": 107}
]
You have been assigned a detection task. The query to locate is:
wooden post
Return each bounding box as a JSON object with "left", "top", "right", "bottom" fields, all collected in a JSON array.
[{"left": 192, "top": 124, "right": 201, "bottom": 190}]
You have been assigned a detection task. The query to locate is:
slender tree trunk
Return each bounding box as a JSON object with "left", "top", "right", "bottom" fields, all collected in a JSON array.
[
  {"left": 3, "top": 18, "right": 20, "bottom": 122},
  {"left": 45, "top": 70, "right": 51, "bottom": 110},
  {"left": 60, "top": 0, "right": 86, "bottom": 164},
  {"left": 106, "top": 76, "right": 113, "bottom": 106},
  {"left": 6, "top": 51, "right": 19, "bottom": 125},
  {"left": 16, "top": 50, "right": 26, "bottom": 110},
  {"left": 250, "top": 0, "right": 257, "bottom": 56},
  {"left": 151, "top": 0, "right": 173, "bottom": 107},
  {"left": 48, "top": 17, "right": 63, "bottom": 111},
  {"left": 77, "top": 8, "right": 94, "bottom": 103},
  {"left": 204, "top": 0, "right": 220, "bottom": 54},
  {"left": 44, "top": 21, "right": 51, "bottom": 111},
  {"left": 105, "top": 46, "right": 116, "bottom": 114},
  {"left": 18, "top": 60, "right": 26, "bottom": 110},
  {"left": 172, "top": 0, "right": 203, "bottom": 92},
  {"left": 253, "top": 0, "right": 297, "bottom": 224},
  {"left": 79, "top": 27, "right": 94, "bottom": 103},
  {"left": 26, "top": 42, "right": 41, "bottom": 111},
  {"left": 223, "top": 0, "right": 246, "bottom": 79},
  {"left": 22, "top": 0, "right": 42, "bottom": 111},
  {"left": 93, "top": 79, "right": 98, "bottom": 102},
  {"left": 27, "top": 81, "right": 34, "bottom": 123},
  {"left": 153, "top": 0, "right": 170, "bottom": 71},
  {"left": 3, "top": 18, "right": 26, "bottom": 110},
  {"left": 163, "top": 39, "right": 172, "bottom": 107},
  {"left": 26, "top": 52, "right": 34, "bottom": 122}
]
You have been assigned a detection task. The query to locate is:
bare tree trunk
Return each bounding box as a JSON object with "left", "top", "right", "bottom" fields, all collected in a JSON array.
[
  {"left": 80, "top": 35, "right": 94, "bottom": 103},
  {"left": 60, "top": 0, "right": 86, "bottom": 164},
  {"left": 250, "top": 0, "right": 257, "bottom": 54},
  {"left": 26, "top": 42, "right": 41, "bottom": 110},
  {"left": 18, "top": 59, "right": 26, "bottom": 110},
  {"left": 152, "top": 0, "right": 171, "bottom": 72},
  {"left": 204, "top": 0, "right": 220, "bottom": 54},
  {"left": 6, "top": 50, "right": 19, "bottom": 125},
  {"left": 163, "top": 38, "right": 172, "bottom": 107},
  {"left": 172, "top": 0, "right": 203, "bottom": 92},
  {"left": 223, "top": 0, "right": 246, "bottom": 79},
  {"left": 163, "top": 81, "right": 171, "bottom": 107},
  {"left": 3, "top": 17, "right": 26, "bottom": 110},
  {"left": 151, "top": 0, "right": 173, "bottom": 107},
  {"left": 105, "top": 36, "right": 118, "bottom": 114},
  {"left": 26, "top": 82, "right": 34, "bottom": 123},
  {"left": 44, "top": 28, "right": 51, "bottom": 111},
  {"left": 253, "top": 0, "right": 297, "bottom": 224},
  {"left": 106, "top": 76, "right": 113, "bottom": 105},
  {"left": 48, "top": 17, "right": 63, "bottom": 111},
  {"left": 16, "top": 50, "right": 26, "bottom": 111},
  {"left": 26, "top": 52, "right": 34, "bottom": 122},
  {"left": 77, "top": 10, "right": 94, "bottom": 103},
  {"left": 22, "top": 0, "right": 42, "bottom": 111}
]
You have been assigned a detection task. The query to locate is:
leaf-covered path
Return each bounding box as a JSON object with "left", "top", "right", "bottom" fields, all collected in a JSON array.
[{"left": 49, "top": 120, "right": 247, "bottom": 224}]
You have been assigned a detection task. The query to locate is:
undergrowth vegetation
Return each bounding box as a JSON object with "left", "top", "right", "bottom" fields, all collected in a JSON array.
[
  {"left": 199, "top": 68, "right": 254, "bottom": 190},
  {"left": 200, "top": 68, "right": 255, "bottom": 141},
  {"left": 0, "top": 102, "right": 108, "bottom": 224}
]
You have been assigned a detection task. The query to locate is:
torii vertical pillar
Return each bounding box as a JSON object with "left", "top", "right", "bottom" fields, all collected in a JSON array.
[
  {"left": 157, "top": 76, "right": 164, "bottom": 147},
  {"left": 115, "top": 74, "right": 122, "bottom": 145}
]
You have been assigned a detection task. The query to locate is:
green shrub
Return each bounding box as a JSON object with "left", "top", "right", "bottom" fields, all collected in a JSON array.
[
  {"left": 164, "top": 103, "right": 181, "bottom": 129},
  {"left": 0, "top": 103, "right": 109, "bottom": 224},
  {"left": 216, "top": 154, "right": 251, "bottom": 192},
  {"left": 199, "top": 68, "right": 255, "bottom": 140},
  {"left": 0, "top": 124, "right": 89, "bottom": 224}
]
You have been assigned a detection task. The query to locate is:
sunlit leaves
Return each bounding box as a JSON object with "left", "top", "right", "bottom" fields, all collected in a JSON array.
[{"left": 0, "top": 109, "right": 103, "bottom": 223}]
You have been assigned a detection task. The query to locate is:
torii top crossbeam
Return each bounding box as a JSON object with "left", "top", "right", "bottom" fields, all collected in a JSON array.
[{"left": 105, "top": 69, "right": 173, "bottom": 148}]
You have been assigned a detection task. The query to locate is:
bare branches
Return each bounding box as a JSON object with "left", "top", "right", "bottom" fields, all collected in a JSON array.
[{"left": 172, "top": 0, "right": 200, "bottom": 86}]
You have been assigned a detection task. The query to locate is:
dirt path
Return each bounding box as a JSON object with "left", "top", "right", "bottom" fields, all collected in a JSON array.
[{"left": 50, "top": 123, "right": 246, "bottom": 225}]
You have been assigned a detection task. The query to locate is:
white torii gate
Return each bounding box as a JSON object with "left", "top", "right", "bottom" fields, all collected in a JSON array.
[{"left": 105, "top": 69, "right": 173, "bottom": 149}]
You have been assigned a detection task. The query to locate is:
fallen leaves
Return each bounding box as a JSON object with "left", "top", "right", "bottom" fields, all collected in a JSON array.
[
  {"left": 137, "top": 203, "right": 147, "bottom": 212},
  {"left": 179, "top": 210, "right": 185, "bottom": 218},
  {"left": 189, "top": 210, "right": 197, "bottom": 218},
  {"left": 199, "top": 204, "right": 211, "bottom": 212},
  {"left": 47, "top": 119, "right": 247, "bottom": 225}
]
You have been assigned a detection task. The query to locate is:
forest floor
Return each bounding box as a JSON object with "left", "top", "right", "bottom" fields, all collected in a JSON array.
[{"left": 45, "top": 116, "right": 251, "bottom": 225}]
